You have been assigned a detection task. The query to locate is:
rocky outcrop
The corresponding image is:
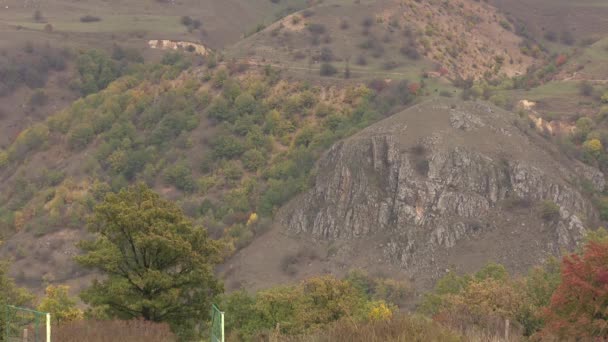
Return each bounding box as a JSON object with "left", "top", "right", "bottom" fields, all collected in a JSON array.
[
  {"left": 280, "top": 100, "right": 601, "bottom": 276},
  {"left": 148, "top": 40, "right": 210, "bottom": 56}
]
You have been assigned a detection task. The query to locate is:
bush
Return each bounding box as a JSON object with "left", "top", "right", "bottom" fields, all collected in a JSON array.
[
  {"left": 540, "top": 200, "right": 560, "bottom": 222},
  {"left": 320, "top": 47, "right": 333, "bottom": 62},
  {"left": 320, "top": 63, "right": 337, "bottom": 76},
  {"left": 400, "top": 45, "right": 420, "bottom": 60},
  {"left": 67, "top": 123, "right": 95, "bottom": 150},
  {"left": 33, "top": 9, "right": 44, "bottom": 22},
  {"left": 212, "top": 135, "right": 246, "bottom": 159},
  {"left": 579, "top": 81, "right": 594, "bottom": 96},
  {"left": 544, "top": 31, "right": 558, "bottom": 42},
  {"left": 29, "top": 89, "right": 48, "bottom": 106},
  {"left": 307, "top": 23, "right": 326, "bottom": 35},
  {"left": 560, "top": 31, "right": 575, "bottom": 45},
  {"left": 355, "top": 55, "right": 367, "bottom": 66},
  {"left": 242, "top": 149, "right": 267, "bottom": 171},
  {"left": 164, "top": 163, "right": 196, "bottom": 192},
  {"left": 80, "top": 15, "right": 101, "bottom": 22},
  {"left": 180, "top": 16, "right": 201, "bottom": 31}
]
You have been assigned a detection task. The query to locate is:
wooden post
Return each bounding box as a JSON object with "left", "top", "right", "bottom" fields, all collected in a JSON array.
[
  {"left": 22, "top": 328, "right": 28, "bottom": 342},
  {"left": 505, "top": 318, "right": 510, "bottom": 341}
]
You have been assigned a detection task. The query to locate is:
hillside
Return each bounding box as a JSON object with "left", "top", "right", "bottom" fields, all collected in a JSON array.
[
  {"left": 229, "top": 0, "right": 536, "bottom": 80},
  {"left": 0, "top": 56, "right": 427, "bottom": 292},
  {"left": 491, "top": 0, "right": 608, "bottom": 44},
  {"left": 0, "top": 0, "right": 311, "bottom": 49},
  {"left": 223, "top": 99, "right": 603, "bottom": 291},
  {"left": 0, "top": 0, "right": 315, "bottom": 151}
]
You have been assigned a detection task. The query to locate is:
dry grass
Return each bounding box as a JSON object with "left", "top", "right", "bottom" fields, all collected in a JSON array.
[
  {"left": 270, "top": 315, "right": 463, "bottom": 342},
  {"left": 52, "top": 319, "right": 176, "bottom": 342}
]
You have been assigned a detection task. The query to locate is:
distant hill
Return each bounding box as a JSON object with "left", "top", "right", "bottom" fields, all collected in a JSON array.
[
  {"left": 229, "top": 0, "right": 536, "bottom": 80},
  {"left": 491, "top": 0, "right": 608, "bottom": 44}
]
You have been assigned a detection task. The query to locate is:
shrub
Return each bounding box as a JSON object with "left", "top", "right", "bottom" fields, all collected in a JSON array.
[
  {"left": 361, "top": 16, "right": 374, "bottom": 28},
  {"left": 320, "top": 63, "right": 337, "bottom": 76},
  {"left": 320, "top": 47, "right": 333, "bottom": 62},
  {"left": 540, "top": 240, "right": 608, "bottom": 339},
  {"left": 301, "top": 9, "right": 315, "bottom": 18},
  {"left": 544, "top": 31, "right": 557, "bottom": 42},
  {"left": 68, "top": 124, "right": 95, "bottom": 150},
  {"left": 355, "top": 55, "right": 367, "bottom": 66},
  {"left": 400, "top": 45, "right": 420, "bottom": 60},
  {"left": 212, "top": 135, "right": 246, "bottom": 159},
  {"left": 307, "top": 23, "right": 326, "bottom": 35},
  {"left": 80, "top": 15, "right": 101, "bottom": 22},
  {"left": 220, "top": 161, "right": 243, "bottom": 185},
  {"left": 164, "top": 162, "right": 196, "bottom": 192},
  {"left": 33, "top": 9, "right": 44, "bottom": 22},
  {"left": 560, "top": 30, "right": 575, "bottom": 45},
  {"left": 180, "top": 15, "right": 193, "bottom": 26},
  {"left": 29, "top": 89, "right": 48, "bottom": 106},
  {"left": 540, "top": 200, "right": 560, "bottom": 222},
  {"left": 242, "top": 149, "right": 267, "bottom": 171},
  {"left": 8, "top": 123, "right": 49, "bottom": 159},
  {"left": 579, "top": 81, "right": 594, "bottom": 96}
]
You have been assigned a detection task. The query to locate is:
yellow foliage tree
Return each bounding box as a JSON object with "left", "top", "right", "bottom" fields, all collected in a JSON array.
[
  {"left": 38, "top": 285, "right": 83, "bottom": 324},
  {"left": 583, "top": 138, "right": 603, "bottom": 158},
  {"left": 368, "top": 301, "right": 393, "bottom": 321},
  {"left": 246, "top": 212, "right": 259, "bottom": 226},
  {"left": 448, "top": 278, "right": 525, "bottom": 318}
]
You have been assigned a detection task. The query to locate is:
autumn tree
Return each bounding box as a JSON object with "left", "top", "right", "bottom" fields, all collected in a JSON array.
[
  {"left": 76, "top": 184, "right": 223, "bottom": 338},
  {"left": 38, "top": 285, "right": 83, "bottom": 324},
  {"left": 540, "top": 240, "right": 608, "bottom": 339}
]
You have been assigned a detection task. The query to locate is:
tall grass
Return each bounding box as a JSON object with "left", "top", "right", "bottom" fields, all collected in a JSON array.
[
  {"left": 270, "top": 315, "right": 462, "bottom": 342},
  {"left": 264, "top": 314, "right": 523, "bottom": 342},
  {"left": 52, "top": 319, "right": 176, "bottom": 342}
]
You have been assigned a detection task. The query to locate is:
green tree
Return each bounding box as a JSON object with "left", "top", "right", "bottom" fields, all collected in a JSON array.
[
  {"left": 76, "top": 184, "right": 223, "bottom": 338},
  {"left": 0, "top": 258, "right": 34, "bottom": 337}
]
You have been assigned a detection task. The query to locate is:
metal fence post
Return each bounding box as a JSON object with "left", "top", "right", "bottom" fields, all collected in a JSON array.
[{"left": 46, "top": 313, "right": 51, "bottom": 342}]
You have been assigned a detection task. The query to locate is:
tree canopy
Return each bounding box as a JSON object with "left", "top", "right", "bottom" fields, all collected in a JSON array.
[{"left": 76, "top": 184, "right": 223, "bottom": 337}]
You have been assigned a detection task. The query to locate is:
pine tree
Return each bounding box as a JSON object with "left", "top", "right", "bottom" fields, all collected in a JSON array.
[{"left": 76, "top": 184, "right": 223, "bottom": 338}]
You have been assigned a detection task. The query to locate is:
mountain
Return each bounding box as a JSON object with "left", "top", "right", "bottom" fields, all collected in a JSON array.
[{"left": 223, "top": 99, "right": 603, "bottom": 291}]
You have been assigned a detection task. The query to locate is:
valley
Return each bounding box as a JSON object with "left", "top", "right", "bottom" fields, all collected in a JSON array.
[{"left": 1, "top": 0, "right": 608, "bottom": 340}]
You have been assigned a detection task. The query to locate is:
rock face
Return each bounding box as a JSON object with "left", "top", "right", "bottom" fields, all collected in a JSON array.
[{"left": 280, "top": 100, "right": 601, "bottom": 278}]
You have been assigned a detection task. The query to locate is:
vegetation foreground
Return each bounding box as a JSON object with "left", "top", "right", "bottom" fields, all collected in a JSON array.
[{"left": 0, "top": 184, "right": 607, "bottom": 341}]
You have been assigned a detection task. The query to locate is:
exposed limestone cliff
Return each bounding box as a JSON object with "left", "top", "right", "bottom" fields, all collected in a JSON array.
[{"left": 280, "top": 100, "right": 601, "bottom": 277}]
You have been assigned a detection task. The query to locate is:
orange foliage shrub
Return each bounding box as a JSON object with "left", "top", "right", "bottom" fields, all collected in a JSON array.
[
  {"left": 540, "top": 241, "right": 608, "bottom": 339},
  {"left": 555, "top": 54, "right": 568, "bottom": 67}
]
